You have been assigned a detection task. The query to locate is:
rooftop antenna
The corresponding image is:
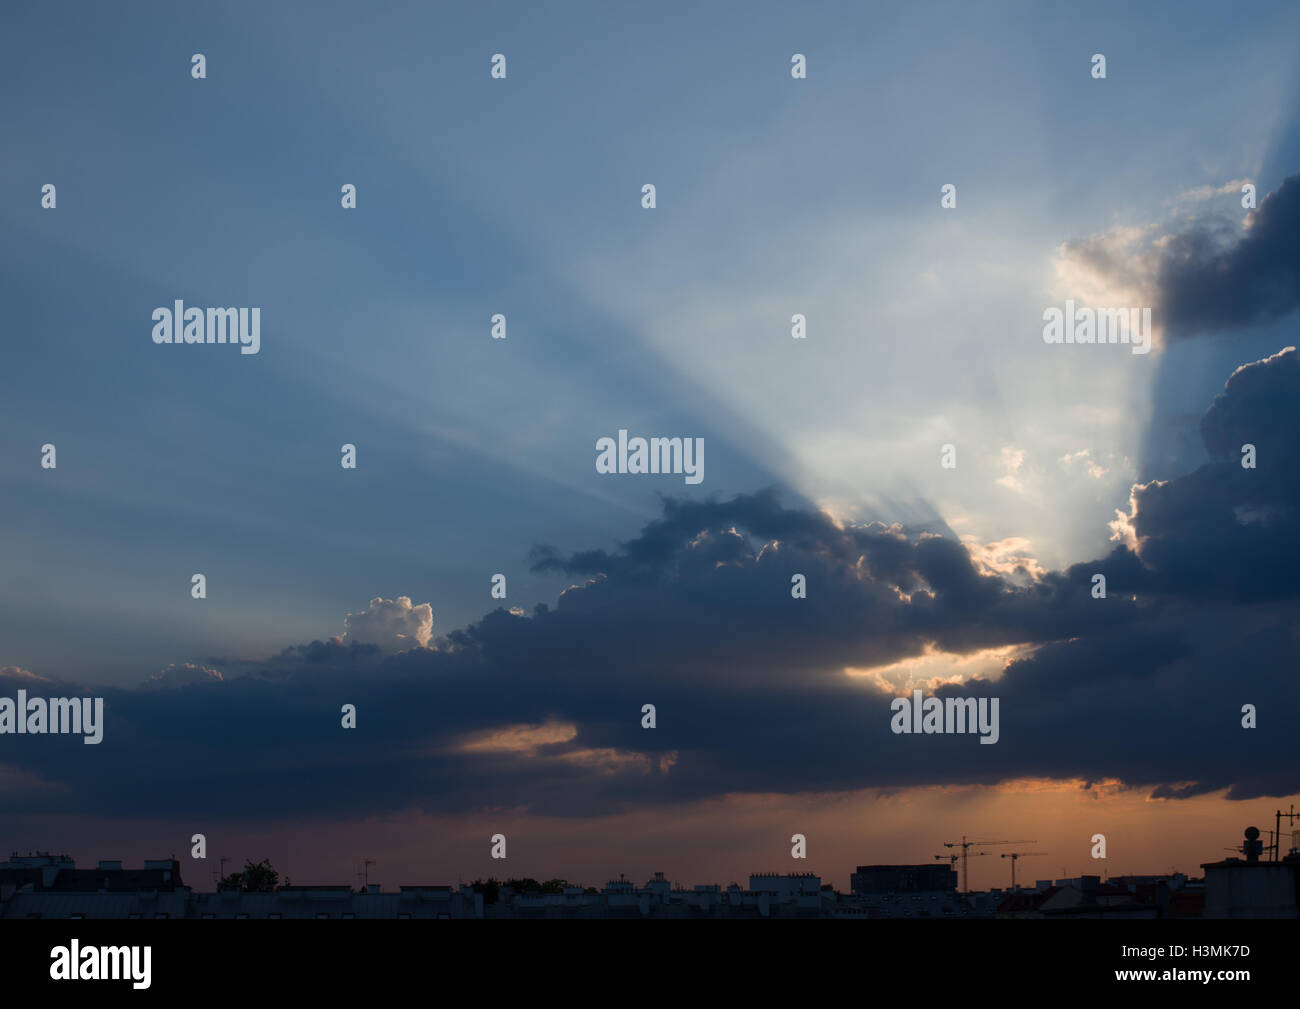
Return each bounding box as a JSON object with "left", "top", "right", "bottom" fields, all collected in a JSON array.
[
  {"left": 1273, "top": 806, "right": 1299, "bottom": 862},
  {"left": 355, "top": 858, "right": 376, "bottom": 889}
]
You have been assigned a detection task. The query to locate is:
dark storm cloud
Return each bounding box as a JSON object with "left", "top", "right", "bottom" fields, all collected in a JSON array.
[
  {"left": 1157, "top": 172, "right": 1300, "bottom": 337},
  {"left": 1120, "top": 347, "right": 1300, "bottom": 601},
  {"left": 3, "top": 349, "right": 1300, "bottom": 820}
]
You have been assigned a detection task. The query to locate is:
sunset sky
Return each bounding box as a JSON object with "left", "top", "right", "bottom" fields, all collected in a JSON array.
[{"left": 2, "top": 1, "right": 1299, "bottom": 892}]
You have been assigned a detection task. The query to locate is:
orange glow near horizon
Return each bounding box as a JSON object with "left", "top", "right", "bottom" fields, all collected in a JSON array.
[{"left": 29, "top": 781, "right": 1296, "bottom": 893}]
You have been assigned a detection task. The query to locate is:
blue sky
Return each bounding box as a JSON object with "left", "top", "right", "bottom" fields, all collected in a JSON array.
[
  {"left": 3, "top": 1, "right": 1297, "bottom": 681},
  {"left": 3, "top": 1, "right": 1300, "bottom": 887}
]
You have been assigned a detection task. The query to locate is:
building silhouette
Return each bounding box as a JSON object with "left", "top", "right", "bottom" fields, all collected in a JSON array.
[
  {"left": 851, "top": 863, "right": 957, "bottom": 895},
  {"left": 3, "top": 824, "right": 1295, "bottom": 919}
]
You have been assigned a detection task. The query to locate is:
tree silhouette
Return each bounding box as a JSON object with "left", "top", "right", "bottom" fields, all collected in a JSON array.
[
  {"left": 469, "top": 876, "right": 578, "bottom": 903},
  {"left": 218, "top": 858, "right": 280, "bottom": 892},
  {"left": 469, "top": 878, "right": 500, "bottom": 904}
]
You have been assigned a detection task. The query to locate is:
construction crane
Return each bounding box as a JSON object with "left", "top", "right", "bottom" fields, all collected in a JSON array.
[
  {"left": 935, "top": 851, "right": 986, "bottom": 880},
  {"left": 1000, "top": 851, "right": 1047, "bottom": 890},
  {"left": 943, "top": 837, "right": 1038, "bottom": 892}
]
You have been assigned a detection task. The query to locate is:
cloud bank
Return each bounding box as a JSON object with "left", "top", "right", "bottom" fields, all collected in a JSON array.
[{"left": 2, "top": 347, "right": 1298, "bottom": 821}]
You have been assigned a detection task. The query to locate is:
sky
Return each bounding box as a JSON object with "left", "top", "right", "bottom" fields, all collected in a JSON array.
[{"left": 2, "top": 0, "right": 1299, "bottom": 892}]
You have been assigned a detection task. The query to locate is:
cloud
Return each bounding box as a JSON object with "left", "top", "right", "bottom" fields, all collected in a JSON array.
[
  {"left": 1166, "top": 179, "right": 1253, "bottom": 206},
  {"left": 1051, "top": 171, "right": 1300, "bottom": 344},
  {"left": 1111, "top": 346, "right": 1300, "bottom": 601},
  {"left": 961, "top": 537, "right": 1047, "bottom": 584},
  {"left": 2, "top": 349, "right": 1299, "bottom": 820},
  {"left": 343, "top": 596, "right": 433, "bottom": 652},
  {"left": 995, "top": 446, "right": 1027, "bottom": 492},
  {"left": 1060, "top": 449, "right": 1108, "bottom": 480},
  {"left": 141, "top": 662, "right": 224, "bottom": 691},
  {"left": 1156, "top": 171, "right": 1300, "bottom": 338},
  {"left": 1053, "top": 224, "right": 1160, "bottom": 317},
  {"left": 0, "top": 666, "right": 52, "bottom": 684}
]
